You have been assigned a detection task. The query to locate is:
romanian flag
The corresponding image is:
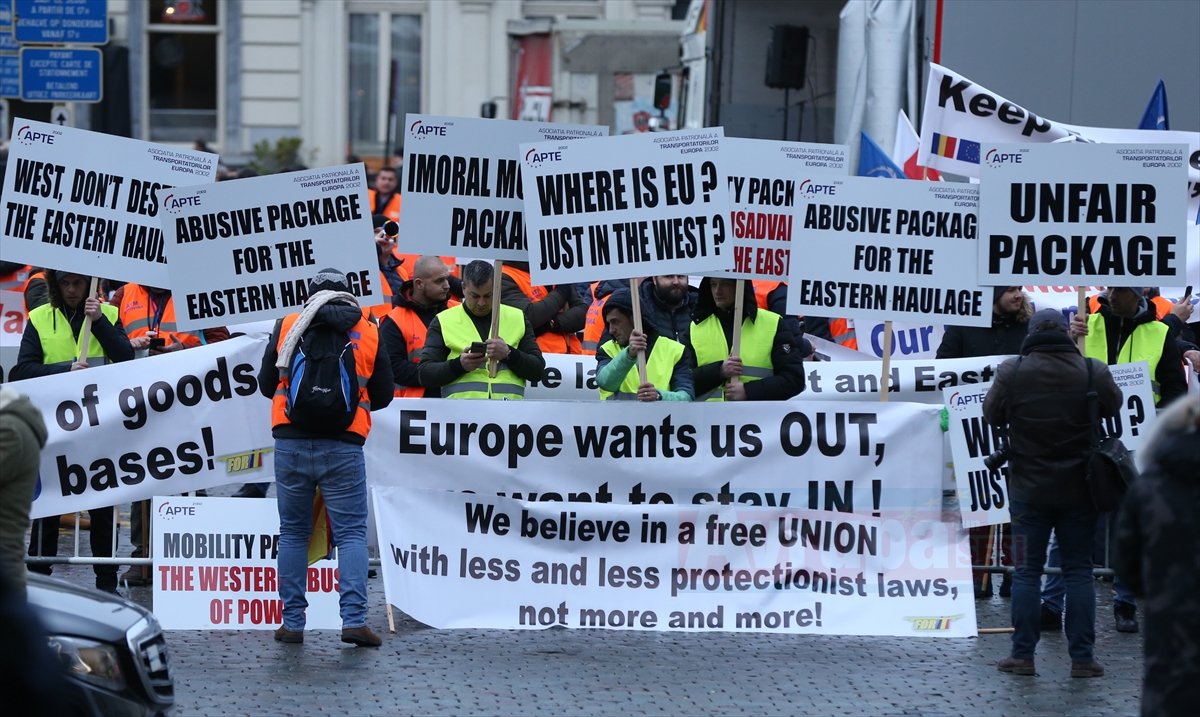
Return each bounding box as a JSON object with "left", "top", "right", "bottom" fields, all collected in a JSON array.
[
  {"left": 931, "top": 133, "right": 981, "bottom": 164},
  {"left": 931, "top": 132, "right": 957, "bottom": 159},
  {"left": 307, "top": 488, "right": 335, "bottom": 565}
]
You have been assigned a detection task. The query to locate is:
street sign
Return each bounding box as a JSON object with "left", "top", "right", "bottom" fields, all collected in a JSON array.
[
  {"left": 15, "top": 0, "right": 107, "bottom": 45},
  {"left": 50, "top": 102, "right": 68, "bottom": 125},
  {"left": 0, "top": 32, "right": 16, "bottom": 52},
  {"left": 19, "top": 46, "right": 102, "bottom": 102},
  {"left": 0, "top": 0, "right": 12, "bottom": 31},
  {"left": 0, "top": 53, "right": 16, "bottom": 98}
]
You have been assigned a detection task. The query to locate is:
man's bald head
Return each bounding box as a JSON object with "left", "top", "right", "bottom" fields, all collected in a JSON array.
[{"left": 412, "top": 256, "right": 451, "bottom": 306}]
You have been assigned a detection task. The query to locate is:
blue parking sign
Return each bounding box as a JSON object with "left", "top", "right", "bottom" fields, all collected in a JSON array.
[
  {"left": 15, "top": 0, "right": 107, "bottom": 45},
  {"left": 19, "top": 46, "right": 102, "bottom": 102}
]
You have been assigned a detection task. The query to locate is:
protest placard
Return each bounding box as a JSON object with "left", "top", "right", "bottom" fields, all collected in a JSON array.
[
  {"left": 785, "top": 176, "right": 988, "bottom": 326},
  {"left": 918, "top": 63, "right": 1200, "bottom": 184},
  {"left": 11, "top": 335, "right": 274, "bottom": 519},
  {"left": 721, "top": 138, "right": 848, "bottom": 280},
  {"left": 373, "top": 485, "right": 973, "bottom": 636},
  {"left": 399, "top": 115, "right": 607, "bottom": 261},
  {"left": 0, "top": 289, "right": 21, "bottom": 376},
  {"left": 153, "top": 496, "right": 340, "bottom": 630},
  {"left": 159, "top": 164, "right": 383, "bottom": 330},
  {"left": 521, "top": 128, "right": 732, "bottom": 284},
  {"left": 943, "top": 382, "right": 1010, "bottom": 528},
  {"left": 979, "top": 143, "right": 1188, "bottom": 286},
  {"left": 1, "top": 119, "right": 217, "bottom": 285}
]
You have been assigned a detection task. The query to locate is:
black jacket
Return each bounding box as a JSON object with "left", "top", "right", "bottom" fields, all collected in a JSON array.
[
  {"left": 378, "top": 281, "right": 450, "bottom": 397},
  {"left": 1092, "top": 294, "right": 1186, "bottom": 407},
  {"left": 936, "top": 293, "right": 1032, "bottom": 359},
  {"left": 1115, "top": 399, "right": 1200, "bottom": 717},
  {"left": 258, "top": 302, "right": 393, "bottom": 446},
  {"left": 599, "top": 279, "right": 699, "bottom": 346},
  {"left": 688, "top": 278, "right": 805, "bottom": 401},
  {"left": 500, "top": 263, "right": 587, "bottom": 338},
  {"left": 983, "top": 330, "right": 1121, "bottom": 505}
]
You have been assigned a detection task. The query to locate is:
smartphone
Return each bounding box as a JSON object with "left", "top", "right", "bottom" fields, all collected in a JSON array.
[
  {"left": 468, "top": 341, "right": 487, "bottom": 355},
  {"left": 1184, "top": 285, "right": 1194, "bottom": 301}
]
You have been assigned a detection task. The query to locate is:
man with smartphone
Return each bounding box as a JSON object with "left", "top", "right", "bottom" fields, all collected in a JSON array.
[{"left": 418, "top": 261, "right": 545, "bottom": 399}]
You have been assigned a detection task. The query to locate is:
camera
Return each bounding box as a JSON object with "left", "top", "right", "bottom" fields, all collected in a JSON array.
[
  {"left": 983, "top": 447, "right": 1009, "bottom": 471},
  {"left": 382, "top": 220, "right": 399, "bottom": 238},
  {"left": 468, "top": 341, "right": 487, "bottom": 355}
]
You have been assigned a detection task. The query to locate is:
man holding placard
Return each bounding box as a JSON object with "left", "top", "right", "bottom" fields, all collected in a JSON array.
[
  {"left": 688, "top": 278, "right": 804, "bottom": 402},
  {"left": 595, "top": 289, "right": 693, "bottom": 401},
  {"left": 419, "top": 260, "right": 545, "bottom": 399},
  {"left": 13, "top": 269, "right": 134, "bottom": 593}
]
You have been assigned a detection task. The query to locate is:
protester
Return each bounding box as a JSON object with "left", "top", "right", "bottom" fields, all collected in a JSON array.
[
  {"left": 1115, "top": 396, "right": 1200, "bottom": 716},
  {"left": 419, "top": 260, "right": 545, "bottom": 399},
  {"left": 113, "top": 283, "right": 229, "bottom": 586},
  {"left": 984, "top": 309, "right": 1121, "bottom": 678},
  {"left": 368, "top": 166, "right": 401, "bottom": 223},
  {"left": 937, "top": 286, "right": 1030, "bottom": 601},
  {"left": 688, "top": 277, "right": 804, "bottom": 401},
  {"left": 501, "top": 261, "right": 587, "bottom": 354},
  {"left": 380, "top": 256, "right": 456, "bottom": 398},
  {"left": 257, "top": 268, "right": 393, "bottom": 646},
  {"left": 1070, "top": 285, "right": 1187, "bottom": 633},
  {"left": 595, "top": 289, "right": 693, "bottom": 401},
  {"left": 0, "top": 387, "right": 47, "bottom": 597},
  {"left": 13, "top": 269, "right": 134, "bottom": 593}
]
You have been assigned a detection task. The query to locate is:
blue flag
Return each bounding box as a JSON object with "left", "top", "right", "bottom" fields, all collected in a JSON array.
[
  {"left": 857, "top": 131, "right": 905, "bottom": 178},
  {"left": 1138, "top": 80, "right": 1169, "bottom": 130}
]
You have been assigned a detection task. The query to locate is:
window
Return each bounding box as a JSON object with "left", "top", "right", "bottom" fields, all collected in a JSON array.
[
  {"left": 347, "top": 12, "right": 422, "bottom": 160},
  {"left": 146, "top": 0, "right": 219, "bottom": 143}
]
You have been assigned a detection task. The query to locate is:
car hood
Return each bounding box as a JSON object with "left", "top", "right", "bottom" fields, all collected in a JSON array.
[{"left": 26, "top": 573, "right": 155, "bottom": 642}]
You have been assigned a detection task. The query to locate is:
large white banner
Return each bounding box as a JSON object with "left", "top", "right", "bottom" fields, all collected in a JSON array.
[
  {"left": 374, "top": 486, "right": 974, "bottom": 636},
  {"left": 918, "top": 64, "right": 1200, "bottom": 184},
  {"left": 722, "top": 138, "right": 848, "bottom": 280},
  {"left": 152, "top": 496, "right": 340, "bottom": 630},
  {"left": 786, "top": 176, "right": 988, "bottom": 326},
  {"left": 399, "top": 115, "right": 608, "bottom": 261},
  {"left": 0, "top": 119, "right": 218, "bottom": 286},
  {"left": 521, "top": 129, "right": 732, "bottom": 284},
  {"left": 978, "top": 143, "right": 1189, "bottom": 286},
  {"left": 11, "top": 336, "right": 275, "bottom": 519},
  {"left": 160, "top": 164, "right": 383, "bottom": 330}
]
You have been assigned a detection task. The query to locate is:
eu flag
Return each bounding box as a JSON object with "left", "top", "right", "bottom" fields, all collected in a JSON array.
[{"left": 857, "top": 131, "right": 904, "bottom": 178}]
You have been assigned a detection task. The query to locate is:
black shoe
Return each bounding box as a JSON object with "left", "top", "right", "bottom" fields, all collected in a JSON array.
[
  {"left": 1114, "top": 603, "right": 1139, "bottom": 633},
  {"left": 1040, "top": 604, "right": 1062, "bottom": 631},
  {"left": 368, "top": 569, "right": 378, "bottom": 579},
  {"left": 998, "top": 573, "right": 1012, "bottom": 598},
  {"left": 974, "top": 585, "right": 992, "bottom": 600}
]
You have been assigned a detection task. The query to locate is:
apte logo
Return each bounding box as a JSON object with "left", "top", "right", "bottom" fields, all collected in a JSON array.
[
  {"left": 217, "top": 447, "right": 273, "bottom": 475},
  {"left": 162, "top": 193, "right": 202, "bottom": 215},
  {"left": 16, "top": 125, "right": 56, "bottom": 146},
  {"left": 797, "top": 179, "right": 837, "bottom": 198},
  {"left": 947, "top": 391, "right": 985, "bottom": 411},
  {"left": 904, "top": 614, "right": 962, "bottom": 631},
  {"left": 525, "top": 148, "right": 562, "bottom": 167},
  {"left": 985, "top": 148, "right": 1023, "bottom": 167},
  {"left": 410, "top": 120, "right": 447, "bottom": 139},
  {"left": 157, "top": 501, "right": 197, "bottom": 520}
]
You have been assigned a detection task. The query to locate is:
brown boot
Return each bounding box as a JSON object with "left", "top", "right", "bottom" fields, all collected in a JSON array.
[
  {"left": 341, "top": 626, "right": 382, "bottom": 647},
  {"left": 274, "top": 626, "right": 304, "bottom": 643},
  {"left": 1070, "top": 661, "right": 1104, "bottom": 678},
  {"left": 997, "top": 657, "right": 1036, "bottom": 676}
]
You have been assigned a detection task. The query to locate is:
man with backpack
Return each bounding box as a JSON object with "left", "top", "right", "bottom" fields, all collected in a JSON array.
[{"left": 258, "top": 268, "right": 393, "bottom": 647}]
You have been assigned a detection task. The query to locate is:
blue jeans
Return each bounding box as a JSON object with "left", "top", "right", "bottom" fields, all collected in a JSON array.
[
  {"left": 1009, "top": 500, "right": 1098, "bottom": 663},
  {"left": 1044, "top": 513, "right": 1135, "bottom": 613},
  {"left": 274, "top": 438, "right": 370, "bottom": 630},
  {"left": 1042, "top": 534, "right": 1064, "bottom": 613}
]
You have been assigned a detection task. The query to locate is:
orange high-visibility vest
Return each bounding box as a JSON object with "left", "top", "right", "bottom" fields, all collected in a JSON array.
[
  {"left": 582, "top": 281, "right": 608, "bottom": 353},
  {"left": 368, "top": 190, "right": 402, "bottom": 223},
  {"left": 1087, "top": 293, "right": 1172, "bottom": 320},
  {"left": 270, "top": 313, "right": 380, "bottom": 439},
  {"left": 0, "top": 265, "right": 30, "bottom": 290},
  {"left": 385, "top": 298, "right": 459, "bottom": 397},
  {"left": 502, "top": 266, "right": 583, "bottom": 354},
  {"left": 118, "top": 284, "right": 203, "bottom": 348},
  {"left": 830, "top": 318, "right": 857, "bottom": 349}
]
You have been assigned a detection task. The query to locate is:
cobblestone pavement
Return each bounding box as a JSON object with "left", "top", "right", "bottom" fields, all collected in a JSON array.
[{"left": 36, "top": 504, "right": 1143, "bottom": 717}]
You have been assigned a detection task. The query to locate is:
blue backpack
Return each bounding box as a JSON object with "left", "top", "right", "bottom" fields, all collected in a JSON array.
[{"left": 285, "top": 323, "right": 357, "bottom": 433}]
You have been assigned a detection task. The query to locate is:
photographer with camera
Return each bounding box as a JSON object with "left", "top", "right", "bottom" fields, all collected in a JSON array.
[{"left": 983, "top": 309, "right": 1121, "bottom": 679}]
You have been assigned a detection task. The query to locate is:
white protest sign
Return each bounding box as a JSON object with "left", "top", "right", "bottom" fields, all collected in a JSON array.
[
  {"left": 722, "top": 138, "right": 848, "bottom": 280},
  {"left": 11, "top": 336, "right": 275, "bottom": 519},
  {"left": 943, "top": 382, "right": 1010, "bottom": 528},
  {"left": 918, "top": 63, "right": 1200, "bottom": 184},
  {"left": 0, "top": 289, "right": 26, "bottom": 379},
  {"left": 375, "top": 486, "right": 974, "bottom": 636},
  {"left": 853, "top": 320, "right": 945, "bottom": 359},
  {"left": 400, "top": 115, "right": 608, "bottom": 261},
  {"left": 521, "top": 128, "right": 732, "bottom": 284},
  {"left": 978, "top": 143, "right": 1188, "bottom": 286},
  {"left": 786, "top": 177, "right": 989, "bottom": 326},
  {"left": 807, "top": 335, "right": 874, "bottom": 361},
  {"left": 1102, "top": 361, "right": 1155, "bottom": 450},
  {"left": 160, "top": 164, "right": 383, "bottom": 330},
  {"left": 152, "top": 496, "right": 340, "bottom": 630},
  {"left": 368, "top": 399, "right": 943, "bottom": 515},
  {"left": 1, "top": 119, "right": 217, "bottom": 285}
]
